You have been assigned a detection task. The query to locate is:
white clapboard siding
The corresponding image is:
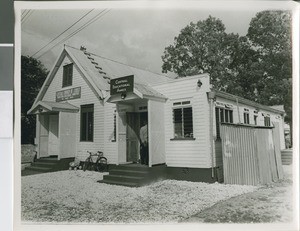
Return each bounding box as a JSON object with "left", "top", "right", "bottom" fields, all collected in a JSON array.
[
  {"left": 148, "top": 100, "right": 165, "bottom": 165},
  {"left": 153, "top": 75, "right": 212, "bottom": 168},
  {"left": 42, "top": 55, "right": 105, "bottom": 161},
  {"left": 103, "top": 102, "right": 118, "bottom": 164},
  {"left": 214, "top": 97, "right": 286, "bottom": 149}
]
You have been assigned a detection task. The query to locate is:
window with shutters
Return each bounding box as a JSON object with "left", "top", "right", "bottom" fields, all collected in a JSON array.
[
  {"left": 80, "top": 104, "right": 94, "bottom": 141},
  {"left": 62, "top": 63, "right": 73, "bottom": 87},
  {"left": 243, "top": 108, "right": 250, "bottom": 124},
  {"left": 215, "top": 107, "right": 233, "bottom": 139},
  {"left": 172, "top": 101, "right": 194, "bottom": 139}
]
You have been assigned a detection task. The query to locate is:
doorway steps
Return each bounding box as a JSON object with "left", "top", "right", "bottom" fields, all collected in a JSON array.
[
  {"left": 281, "top": 149, "right": 293, "bottom": 165},
  {"left": 98, "top": 164, "right": 166, "bottom": 187},
  {"left": 22, "top": 156, "right": 74, "bottom": 176}
]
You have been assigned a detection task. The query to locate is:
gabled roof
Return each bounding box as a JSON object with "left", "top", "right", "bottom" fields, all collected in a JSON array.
[
  {"left": 66, "top": 45, "right": 171, "bottom": 91},
  {"left": 28, "top": 101, "right": 79, "bottom": 114},
  {"left": 30, "top": 45, "right": 171, "bottom": 112}
]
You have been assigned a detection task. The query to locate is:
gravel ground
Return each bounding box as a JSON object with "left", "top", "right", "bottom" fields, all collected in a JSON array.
[
  {"left": 21, "top": 170, "right": 257, "bottom": 223},
  {"left": 184, "top": 165, "right": 294, "bottom": 223}
]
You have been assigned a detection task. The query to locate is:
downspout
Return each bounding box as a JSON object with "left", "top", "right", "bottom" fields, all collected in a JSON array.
[{"left": 208, "top": 92, "right": 216, "bottom": 178}]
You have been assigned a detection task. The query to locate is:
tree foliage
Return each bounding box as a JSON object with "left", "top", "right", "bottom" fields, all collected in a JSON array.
[
  {"left": 162, "top": 11, "right": 292, "bottom": 126},
  {"left": 21, "top": 55, "right": 48, "bottom": 144},
  {"left": 162, "top": 16, "right": 240, "bottom": 91}
]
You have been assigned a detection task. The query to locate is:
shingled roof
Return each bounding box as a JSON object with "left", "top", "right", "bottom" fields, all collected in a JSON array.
[{"left": 66, "top": 45, "right": 171, "bottom": 92}]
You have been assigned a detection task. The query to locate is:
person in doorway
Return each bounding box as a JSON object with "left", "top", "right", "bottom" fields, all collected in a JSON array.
[{"left": 140, "top": 119, "right": 148, "bottom": 165}]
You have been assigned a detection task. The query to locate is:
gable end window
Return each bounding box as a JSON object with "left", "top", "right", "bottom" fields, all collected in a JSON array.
[
  {"left": 172, "top": 101, "right": 194, "bottom": 139},
  {"left": 62, "top": 63, "right": 73, "bottom": 87},
  {"left": 80, "top": 104, "right": 94, "bottom": 141}
]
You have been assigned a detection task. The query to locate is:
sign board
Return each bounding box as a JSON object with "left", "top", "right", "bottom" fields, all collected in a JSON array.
[
  {"left": 110, "top": 75, "right": 134, "bottom": 95},
  {"left": 56, "top": 87, "right": 81, "bottom": 102}
]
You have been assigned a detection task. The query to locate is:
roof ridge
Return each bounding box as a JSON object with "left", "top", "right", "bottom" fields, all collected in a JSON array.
[
  {"left": 79, "top": 46, "right": 111, "bottom": 83},
  {"left": 64, "top": 44, "right": 171, "bottom": 78}
]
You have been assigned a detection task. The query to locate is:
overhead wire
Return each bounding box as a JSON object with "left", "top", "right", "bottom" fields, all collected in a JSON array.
[
  {"left": 31, "top": 9, "right": 94, "bottom": 58},
  {"left": 36, "top": 9, "right": 110, "bottom": 59}
]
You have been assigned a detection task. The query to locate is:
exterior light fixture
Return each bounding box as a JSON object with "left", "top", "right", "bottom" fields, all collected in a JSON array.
[
  {"left": 121, "top": 93, "right": 127, "bottom": 99},
  {"left": 197, "top": 79, "right": 202, "bottom": 88}
]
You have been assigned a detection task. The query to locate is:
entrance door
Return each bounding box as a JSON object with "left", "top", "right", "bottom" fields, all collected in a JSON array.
[
  {"left": 126, "top": 112, "right": 140, "bottom": 162},
  {"left": 48, "top": 114, "right": 59, "bottom": 156},
  {"left": 59, "top": 112, "right": 76, "bottom": 159},
  {"left": 39, "top": 114, "right": 49, "bottom": 158}
]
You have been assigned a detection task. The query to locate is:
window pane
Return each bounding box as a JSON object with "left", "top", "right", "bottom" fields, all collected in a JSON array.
[
  {"left": 220, "top": 109, "right": 224, "bottom": 123},
  {"left": 87, "top": 112, "right": 93, "bottom": 141},
  {"left": 173, "top": 108, "right": 183, "bottom": 138},
  {"left": 229, "top": 110, "right": 233, "bottom": 123},
  {"left": 183, "top": 107, "right": 193, "bottom": 137},
  {"left": 225, "top": 110, "right": 229, "bottom": 122},
  {"left": 63, "top": 64, "right": 73, "bottom": 87},
  {"left": 80, "top": 104, "right": 94, "bottom": 141},
  {"left": 216, "top": 108, "right": 220, "bottom": 139}
]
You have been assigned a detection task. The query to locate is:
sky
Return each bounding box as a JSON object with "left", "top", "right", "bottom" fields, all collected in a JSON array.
[{"left": 20, "top": 1, "right": 294, "bottom": 76}]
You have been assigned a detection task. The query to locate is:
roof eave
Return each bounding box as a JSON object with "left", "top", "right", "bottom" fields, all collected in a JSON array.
[{"left": 212, "top": 90, "right": 285, "bottom": 115}]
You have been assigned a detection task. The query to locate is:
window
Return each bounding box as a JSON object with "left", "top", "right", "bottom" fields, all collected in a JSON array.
[
  {"left": 80, "top": 104, "right": 94, "bottom": 141},
  {"left": 173, "top": 101, "right": 193, "bottom": 139},
  {"left": 243, "top": 109, "right": 250, "bottom": 124},
  {"left": 215, "top": 107, "right": 233, "bottom": 139},
  {"left": 254, "top": 115, "right": 258, "bottom": 125},
  {"left": 264, "top": 116, "right": 271, "bottom": 127},
  {"left": 62, "top": 63, "right": 73, "bottom": 87}
]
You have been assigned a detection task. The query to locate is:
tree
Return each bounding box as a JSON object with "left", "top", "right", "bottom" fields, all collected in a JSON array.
[
  {"left": 246, "top": 10, "right": 292, "bottom": 143},
  {"left": 161, "top": 16, "right": 240, "bottom": 90},
  {"left": 21, "top": 55, "right": 48, "bottom": 144},
  {"left": 161, "top": 12, "right": 292, "bottom": 143}
]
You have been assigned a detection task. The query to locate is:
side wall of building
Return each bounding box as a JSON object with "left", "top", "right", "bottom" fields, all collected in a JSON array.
[
  {"left": 41, "top": 54, "right": 106, "bottom": 161},
  {"left": 153, "top": 75, "right": 212, "bottom": 168},
  {"left": 213, "top": 96, "right": 286, "bottom": 170}
]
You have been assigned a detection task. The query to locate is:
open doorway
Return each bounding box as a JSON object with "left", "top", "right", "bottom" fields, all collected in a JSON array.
[{"left": 126, "top": 111, "right": 148, "bottom": 164}]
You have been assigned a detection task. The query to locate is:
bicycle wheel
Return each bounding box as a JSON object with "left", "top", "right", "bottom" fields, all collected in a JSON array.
[
  {"left": 96, "top": 157, "right": 107, "bottom": 172},
  {"left": 83, "top": 158, "right": 91, "bottom": 171}
]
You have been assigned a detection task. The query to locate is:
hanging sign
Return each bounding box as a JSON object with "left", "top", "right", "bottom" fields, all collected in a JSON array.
[
  {"left": 110, "top": 75, "right": 134, "bottom": 95},
  {"left": 56, "top": 87, "right": 81, "bottom": 102}
]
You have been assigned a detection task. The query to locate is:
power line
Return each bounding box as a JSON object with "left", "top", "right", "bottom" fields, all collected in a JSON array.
[
  {"left": 31, "top": 9, "right": 94, "bottom": 58},
  {"left": 36, "top": 9, "right": 110, "bottom": 59}
]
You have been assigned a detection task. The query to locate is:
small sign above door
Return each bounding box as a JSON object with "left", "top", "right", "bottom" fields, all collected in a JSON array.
[
  {"left": 56, "top": 87, "right": 81, "bottom": 102},
  {"left": 110, "top": 75, "right": 134, "bottom": 95}
]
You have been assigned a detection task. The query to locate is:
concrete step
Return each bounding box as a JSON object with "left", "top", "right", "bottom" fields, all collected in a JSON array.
[
  {"left": 98, "top": 179, "right": 139, "bottom": 187},
  {"left": 103, "top": 174, "right": 144, "bottom": 184},
  {"left": 109, "top": 169, "right": 149, "bottom": 177},
  {"left": 110, "top": 164, "right": 150, "bottom": 172},
  {"left": 31, "top": 161, "right": 57, "bottom": 167},
  {"left": 38, "top": 157, "right": 59, "bottom": 163},
  {"left": 25, "top": 166, "right": 52, "bottom": 172},
  {"left": 281, "top": 149, "right": 292, "bottom": 165}
]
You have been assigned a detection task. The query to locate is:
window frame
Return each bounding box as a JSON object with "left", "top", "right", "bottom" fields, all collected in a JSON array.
[
  {"left": 171, "top": 101, "right": 195, "bottom": 140},
  {"left": 264, "top": 115, "right": 271, "bottom": 127},
  {"left": 80, "top": 104, "right": 94, "bottom": 142},
  {"left": 215, "top": 107, "right": 233, "bottom": 140},
  {"left": 62, "top": 63, "right": 73, "bottom": 88}
]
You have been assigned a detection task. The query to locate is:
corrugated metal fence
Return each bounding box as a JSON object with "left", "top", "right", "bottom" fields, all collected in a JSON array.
[{"left": 220, "top": 123, "right": 283, "bottom": 185}]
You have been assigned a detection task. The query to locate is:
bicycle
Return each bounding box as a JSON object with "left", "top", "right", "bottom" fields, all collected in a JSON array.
[{"left": 83, "top": 151, "right": 108, "bottom": 172}]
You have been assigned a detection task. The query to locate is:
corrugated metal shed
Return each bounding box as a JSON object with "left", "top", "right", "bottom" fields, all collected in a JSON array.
[{"left": 220, "top": 123, "right": 283, "bottom": 185}]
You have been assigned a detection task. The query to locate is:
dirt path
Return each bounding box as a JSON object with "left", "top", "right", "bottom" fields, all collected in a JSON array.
[{"left": 184, "top": 166, "right": 294, "bottom": 223}]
